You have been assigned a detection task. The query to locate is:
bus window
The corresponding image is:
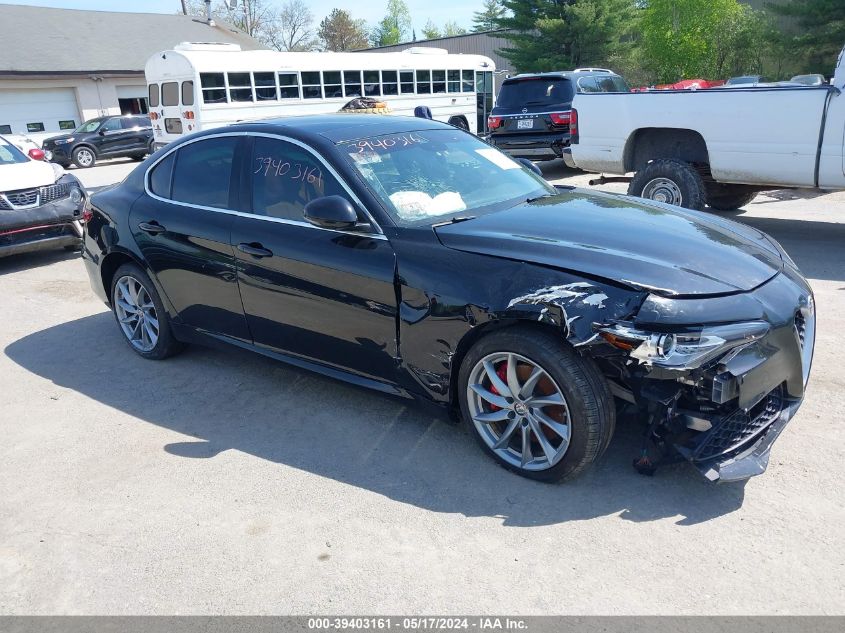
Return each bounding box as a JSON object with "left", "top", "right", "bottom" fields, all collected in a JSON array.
[
  {"left": 162, "top": 82, "right": 179, "bottom": 107},
  {"left": 149, "top": 84, "right": 160, "bottom": 108},
  {"left": 181, "top": 81, "right": 194, "bottom": 106},
  {"left": 278, "top": 73, "right": 300, "bottom": 99},
  {"left": 400, "top": 70, "right": 414, "bottom": 94},
  {"left": 447, "top": 70, "right": 460, "bottom": 93},
  {"left": 382, "top": 71, "right": 398, "bottom": 95},
  {"left": 344, "top": 70, "right": 362, "bottom": 97},
  {"left": 301, "top": 72, "right": 321, "bottom": 99},
  {"left": 254, "top": 72, "right": 277, "bottom": 100},
  {"left": 433, "top": 70, "right": 446, "bottom": 94},
  {"left": 323, "top": 71, "right": 342, "bottom": 98},
  {"left": 228, "top": 73, "right": 253, "bottom": 102},
  {"left": 417, "top": 70, "right": 431, "bottom": 94},
  {"left": 462, "top": 70, "right": 474, "bottom": 92},
  {"left": 200, "top": 73, "right": 227, "bottom": 103},
  {"left": 364, "top": 70, "right": 381, "bottom": 96}
]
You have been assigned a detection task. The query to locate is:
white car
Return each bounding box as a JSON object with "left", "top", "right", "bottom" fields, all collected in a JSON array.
[
  {"left": 566, "top": 44, "right": 845, "bottom": 210},
  {"left": 0, "top": 134, "right": 87, "bottom": 258}
]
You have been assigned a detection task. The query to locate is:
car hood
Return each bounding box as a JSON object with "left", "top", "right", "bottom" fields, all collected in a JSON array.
[
  {"left": 0, "top": 160, "right": 57, "bottom": 192},
  {"left": 433, "top": 189, "right": 783, "bottom": 297},
  {"left": 43, "top": 133, "right": 74, "bottom": 144}
]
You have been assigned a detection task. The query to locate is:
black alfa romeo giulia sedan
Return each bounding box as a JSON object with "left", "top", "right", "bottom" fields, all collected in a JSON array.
[{"left": 81, "top": 115, "right": 815, "bottom": 483}]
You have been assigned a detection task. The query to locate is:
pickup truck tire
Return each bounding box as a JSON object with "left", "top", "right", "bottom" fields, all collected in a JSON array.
[
  {"left": 628, "top": 159, "right": 706, "bottom": 210},
  {"left": 706, "top": 186, "right": 758, "bottom": 211}
]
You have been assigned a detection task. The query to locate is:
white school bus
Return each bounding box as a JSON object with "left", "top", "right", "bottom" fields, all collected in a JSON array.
[{"left": 145, "top": 42, "right": 496, "bottom": 148}]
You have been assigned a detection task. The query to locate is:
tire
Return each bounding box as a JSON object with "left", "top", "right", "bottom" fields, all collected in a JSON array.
[
  {"left": 706, "top": 185, "right": 758, "bottom": 211},
  {"left": 458, "top": 327, "right": 615, "bottom": 483},
  {"left": 628, "top": 159, "right": 706, "bottom": 210},
  {"left": 72, "top": 146, "right": 96, "bottom": 169},
  {"left": 449, "top": 116, "right": 469, "bottom": 131},
  {"left": 110, "top": 263, "right": 183, "bottom": 360}
]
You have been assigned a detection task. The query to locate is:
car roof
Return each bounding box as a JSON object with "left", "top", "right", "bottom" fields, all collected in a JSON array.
[
  {"left": 504, "top": 69, "right": 620, "bottom": 82},
  {"left": 232, "top": 114, "right": 451, "bottom": 144}
]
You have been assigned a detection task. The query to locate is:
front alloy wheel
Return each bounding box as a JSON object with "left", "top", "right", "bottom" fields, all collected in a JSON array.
[
  {"left": 459, "top": 328, "right": 615, "bottom": 482},
  {"left": 467, "top": 352, "right": 571, "bottom": 471}
]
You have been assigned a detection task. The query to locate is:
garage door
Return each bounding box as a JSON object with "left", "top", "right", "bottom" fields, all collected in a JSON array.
[{"left": 0, "top": 88, "right": 81, "bottom": 135}]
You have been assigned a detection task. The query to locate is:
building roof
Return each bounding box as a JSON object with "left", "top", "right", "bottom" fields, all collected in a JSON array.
[{"left": 0, "top": 4, "right": 265, "bottom": 75}]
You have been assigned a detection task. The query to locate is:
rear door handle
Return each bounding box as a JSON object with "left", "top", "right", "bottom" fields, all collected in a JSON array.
[
  {"left": 237, "top": 242, "right": 273, "bottom": 258},
  {"left": 138, "top": 221, "right": 166, "bottom": 235}
]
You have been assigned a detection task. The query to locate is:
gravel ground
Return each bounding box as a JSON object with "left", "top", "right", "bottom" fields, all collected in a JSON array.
[{"left": 1, "top": 159, "right": 843, "bottom": 614}]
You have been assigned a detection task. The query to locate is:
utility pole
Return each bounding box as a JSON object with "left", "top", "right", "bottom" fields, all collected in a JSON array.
[{"left": 180, "top": 0, "right": 188, "bottom": 15}]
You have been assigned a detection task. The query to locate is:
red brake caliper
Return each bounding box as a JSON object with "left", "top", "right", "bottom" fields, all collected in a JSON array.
[{"left": 488, "top": 361, "right": 509, "bottom": 411}]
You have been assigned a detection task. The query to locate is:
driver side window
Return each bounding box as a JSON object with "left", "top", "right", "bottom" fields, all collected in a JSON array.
[
  {"left": 250, "top": 137, "right": 347, "bottom": 222},
  {"left": 101, "top": 118, "right": 122, "bottom": 132}
]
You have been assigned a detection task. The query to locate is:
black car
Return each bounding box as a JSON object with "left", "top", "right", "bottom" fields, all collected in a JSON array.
[
  {"left": 487, "top": 69, "right": 629, "bottom": 160},
  {"left": 82, "top": 115, "right": 814, "bottom": 483},
  {"left": 43, "top": 115, "right": 153, "bottom": 169}
]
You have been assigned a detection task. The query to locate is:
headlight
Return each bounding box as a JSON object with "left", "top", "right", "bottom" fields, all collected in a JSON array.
[
  {"left": 70, "top": 186, "right": 83, "bottom": 204},
  {"left": 55, "top": 137, "right": 74, "bottom": 144},
  {"left": 598, "top": 321, "right": 770, "bottom": 369}
]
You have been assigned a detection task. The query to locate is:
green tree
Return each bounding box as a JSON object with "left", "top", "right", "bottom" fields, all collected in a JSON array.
[
  {"left": 443, "top": 21, "right": 467, "bottom": 36},
  {"left": 767, "top": 0, "right": 845, "bottom": 74},
  {"left": 422, "top": 19, "right": 442, "bottom": 39},
  {"left": 640, "top": 0, "right": 766, "bottom": 82},
  {"left": 371, "top": 0, "right": 412, "bottom": 46},
  {"left": 318, "top": 8, "right": 369, "bottom": 51},
  {"left": 472, "top": 0, "right": 507, "bottom": 32},
  {"left": 497, "top": 0, "right": 639, "bottom": 73}
]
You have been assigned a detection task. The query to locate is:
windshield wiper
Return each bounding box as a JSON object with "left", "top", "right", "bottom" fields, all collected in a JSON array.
[
  {"left": 525, "top": 193, "right": 556, "bottom": 204},
  {"left": 432, "top": 215, "right": 476, "bottom": 227}
]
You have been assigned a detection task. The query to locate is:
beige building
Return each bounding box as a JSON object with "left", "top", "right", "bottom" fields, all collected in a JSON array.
[{"left": 0, "top": 4, "right": 262, "bottom": 139}]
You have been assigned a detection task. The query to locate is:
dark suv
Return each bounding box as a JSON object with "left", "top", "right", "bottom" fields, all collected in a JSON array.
[
  {"left": 487, "top": 69, "right": 628, "bottom": 160},
  {"left": 43, "top": 115, "right": 153, "bottom": 169}
]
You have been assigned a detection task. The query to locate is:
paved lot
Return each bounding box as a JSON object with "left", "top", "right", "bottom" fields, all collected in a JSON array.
[{"left": 1, "top": 159, "right": 844, "bottom": 614}]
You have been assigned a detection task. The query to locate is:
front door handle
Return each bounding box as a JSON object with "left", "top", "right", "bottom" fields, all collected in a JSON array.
[
  {"left": 237, "top": 242, "right": 273, "bottom": 258},
  {"left": 138, "top": 221, "right": 166, "bottom": 235}
]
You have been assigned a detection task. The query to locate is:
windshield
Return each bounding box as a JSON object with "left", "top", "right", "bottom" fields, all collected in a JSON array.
[
  {"left": 0, "top": 136, "right": 29, "bottom": 165},
  {"left": 342, "top": 129, "right": 555, "bottom": 226},
  {"left": 496, "top": 77, "right": 574, "bottom": 108},
  {"left": 74, "top": 119, "right": 104, "bottom": 134}
]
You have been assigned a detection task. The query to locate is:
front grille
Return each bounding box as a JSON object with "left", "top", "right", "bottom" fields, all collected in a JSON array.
[
  {"left": 40, "top": 182, "right": 71, "bottom": 203},
  {"left": 0, "top": 197, "right": 10, "bottom": 211},
  {"left": 693, "top": 386, "right": 784, "bottom": 462},
  {"left": 4, "top": 189, "right": 39, "bottom": 207}
]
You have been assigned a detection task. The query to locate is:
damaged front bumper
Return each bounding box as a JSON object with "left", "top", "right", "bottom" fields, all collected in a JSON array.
[
  {"left": 604, "top": 269, "right": 815, "bottom": 482},
  {"left": 0, "top": 174, "right": 85, "bottom": 258}
]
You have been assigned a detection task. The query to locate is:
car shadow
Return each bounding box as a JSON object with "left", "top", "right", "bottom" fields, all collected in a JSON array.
[
  {"left": 5, "top": 312, "right": 746, "bottom": 527},
  {"left": 0, "top": 248, "right": 79, "bottom": 275}
]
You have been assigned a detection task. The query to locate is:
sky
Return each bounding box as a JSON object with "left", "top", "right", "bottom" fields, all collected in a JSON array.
[{"left": 5, "top": 0, "right": 483, "bottom": 35}]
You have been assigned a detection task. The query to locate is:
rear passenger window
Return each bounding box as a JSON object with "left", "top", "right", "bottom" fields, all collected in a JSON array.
[
  {"left": 161, "top": 82, "right": 179, "bottom": 106},
  {"left": 149, "top": 152, "right": 175, "bottom": 198},
  {"left": 148, "top": 84, "right": 160, "bottom": 107},
  {"left": 251, "top": 137, "right": 347, "bottom": 222},
  {"left": 200, "top": 73, "right": 227, "bottom": 103},
  {"left": 171, "top": 137, "right": 238, "bottom": 209}
]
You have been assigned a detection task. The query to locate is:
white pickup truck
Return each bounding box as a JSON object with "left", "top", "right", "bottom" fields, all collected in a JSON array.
[{"left": 565, "top": 45, "right": 845, "bottom": 210}]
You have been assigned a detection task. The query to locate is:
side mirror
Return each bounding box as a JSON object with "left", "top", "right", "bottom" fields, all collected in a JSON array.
[
  {"left": 304, "top": 196, "right": 359, "bottom": 230},
  {"left": 516, "top": 157, "right": 543, "bottom": 176},
  {"left": 28, "top": 148, "right": 45, "bottom": 161},
  {"left": 99, "top": 129, "right": 106, "bottom": 135}
]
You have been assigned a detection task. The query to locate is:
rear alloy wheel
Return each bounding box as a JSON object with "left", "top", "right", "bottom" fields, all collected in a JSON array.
[
  {"left": 72, "top": 146, "right": 96, "bottom": 168},
  {"left": 459, "top": 328, "right": 614, "bottom": 482},
  {"left": 628, "top": 159, "right": 706, "bottom": 210},
  {"left": 110, "top": 264, "right": 182, "bottom": 360}
]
